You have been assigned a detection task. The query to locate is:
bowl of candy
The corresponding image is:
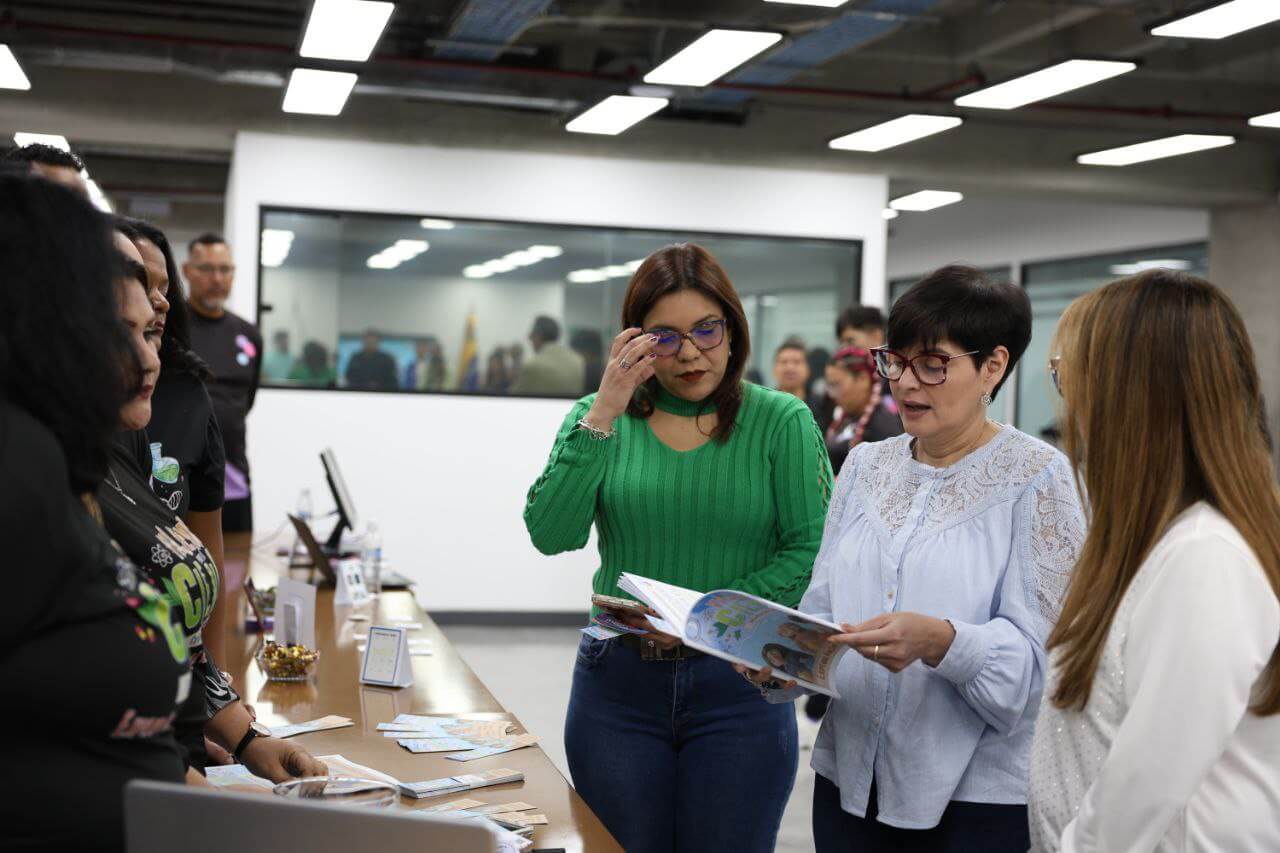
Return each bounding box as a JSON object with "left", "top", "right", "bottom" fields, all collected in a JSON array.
[{"left": 256, "top": 641, "right": 320, "bottom": 682}]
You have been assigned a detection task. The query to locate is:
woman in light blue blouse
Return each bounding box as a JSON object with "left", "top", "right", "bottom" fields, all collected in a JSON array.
[{"left": 747, "top": 266, "right": 1085, "bottom": 852}]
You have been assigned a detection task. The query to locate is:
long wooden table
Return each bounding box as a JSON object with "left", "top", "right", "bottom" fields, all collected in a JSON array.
[{"left": 221, "top": 533, "right": 620, "bottom": 852}]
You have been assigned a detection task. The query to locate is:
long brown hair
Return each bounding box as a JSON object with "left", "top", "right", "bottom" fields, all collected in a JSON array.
[
  {"left": 1048, "top": 270, "right": 1280, "bottom": 715},
  {"left": 622, "top": 243, "right": 751, "bottom": 442}
]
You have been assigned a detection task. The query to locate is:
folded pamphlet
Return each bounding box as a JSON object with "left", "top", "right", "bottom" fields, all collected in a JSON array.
[
  {"left": 616, "top": 573, "right": 848, "bottom": 697},
  {"left": 269, "top": 715, "right": 353, "bottom": 739},
  {"left": 399, "top": 767, "right": 525, "bottom": 799}
]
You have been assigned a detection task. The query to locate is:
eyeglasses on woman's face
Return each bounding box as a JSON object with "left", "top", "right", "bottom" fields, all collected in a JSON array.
[
  {"left": 871, "top": 347, "right": 979, "bottom": 386},
  {"left": 644, "top": 317, "right": 727, "bottom": 358}
]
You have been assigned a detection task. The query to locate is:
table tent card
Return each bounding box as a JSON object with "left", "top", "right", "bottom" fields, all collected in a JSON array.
[{"left": 360, "top": 625, "right": 413, "bottom": 688}]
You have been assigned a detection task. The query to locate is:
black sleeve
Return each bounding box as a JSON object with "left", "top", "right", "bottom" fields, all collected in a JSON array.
[
  {"left": 245, "top": 323, "right": 264, "bottom": 414},
  {"left": 862, "top": 404, "right": 905, "bottom": 444},
  {"left": 0, "top": 407, "right": 80, "bottom": 647},
  {"left": 189, "top": 388, "right": 226, "bottom": 513}
]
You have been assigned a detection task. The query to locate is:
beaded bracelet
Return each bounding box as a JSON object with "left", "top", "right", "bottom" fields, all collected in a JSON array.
[{"left": 576, "top": 417, "right": 614, "bottom": 440}]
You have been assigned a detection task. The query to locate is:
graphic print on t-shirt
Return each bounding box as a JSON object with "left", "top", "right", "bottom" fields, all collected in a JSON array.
[
  {"left": 150, "top": 516, "right": 219, "bottom": 636},
  {"left": 110, "top": 552, "right": 187, "bottom": 666},
  {"left": 149, "top": 441, "right": 184, "bottom": 512}
]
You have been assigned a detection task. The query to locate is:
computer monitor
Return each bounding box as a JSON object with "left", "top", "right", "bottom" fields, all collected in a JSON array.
[{"left": 320, "top": 447, "right": 358, "bottom": 552}]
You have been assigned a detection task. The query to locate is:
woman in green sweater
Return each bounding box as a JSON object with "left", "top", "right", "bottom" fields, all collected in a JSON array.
[{"left": 525, "top": 243, "right": 833, "bottom": 852}]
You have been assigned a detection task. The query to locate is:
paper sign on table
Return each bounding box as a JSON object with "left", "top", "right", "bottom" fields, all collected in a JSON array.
[
  {"left": 446, "top": 733, "right": 539, "bottom": 762},
  {"left": 360, "top": 626, "right": 413, "bottom": 688},
  {"left": 269, "top": 715, "right": 353, "bottom": 739},
  {"left": 275, "top": 577, "right": 316, "bottom": 649},
  {"left": 333, "top": 558, "right": 370, "bottom": 608}
]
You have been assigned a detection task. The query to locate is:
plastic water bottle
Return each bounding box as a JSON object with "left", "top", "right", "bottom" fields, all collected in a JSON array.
[{"left": 362, "top": 521, "right": 383, "bottom": 597}]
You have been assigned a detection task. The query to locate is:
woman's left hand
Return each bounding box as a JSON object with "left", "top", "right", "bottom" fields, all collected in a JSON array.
[
  {"left": 240, "top": 737, "right": 328, "bottom": 782},
  {"left": 829, "top": 612, "right": 955, "bottom": 673}
]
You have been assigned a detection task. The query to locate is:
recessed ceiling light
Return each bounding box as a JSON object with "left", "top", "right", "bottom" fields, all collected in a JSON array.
[
  {"left": 882, "top": 208, "right": 899, "bottom": 220},
  {"left": 625, "top": 259, "right": 645, "bottom": 271},
  {"left": 261, "top": 229, "right": 295, "bottom": 268},
  {"left": 643, "top": 29, "right": 783, "bottom": 88},
  {"left": 889, "top": 190, "right": 964, "bottom": 212},
  {"left": 13, "top": 132, "right": 70, "bottom": 150},
  {"left": 1077, "top": 133, "right": 1235, "bottom": 166},
  {"left": 603, "top": 265, "right": 632, "bottom": 277},
  {"left": 955, "top": 59, "right": 1137, "bottom": 110},
  {"left": 830, "top": 114, "right": 963, "bottom": 152},
  {"left": 0, "top": 45, "right": 30, "bottom": 90},
  {"left": 463, "top": 265, "right": 491, "bottom": 279},
  {"left": 1248, "top": 109, "right": 1280, "bottom": 128},
  {"left": 568, "top": 269, "right": 609, "bottom": 283},
  {"left": 282, "top": 68, "right": 358, "bottom": 115},
  {"left": 486, "top": 259, "right": 517, "bottom": 273},
  {"left": 528, "top": 245, "right": 564, "bottom": 259},
  {"left": 300, "top": 0, "right": 394, "bottom": 62},
  {"left": 420, "top": 218, "right": 456, "bottom": 230},
  {"left": 1151, "top": 0, "right": 1280, "bottom": 40},
  {"left": 763, "top": 0, "right": 847, "bottom": 6},
  {"left": 566, "top": 95, "right": 669, "bottom": 135},
  {"left": 367, "top": 254, "right": 398, "bottom": 269}
]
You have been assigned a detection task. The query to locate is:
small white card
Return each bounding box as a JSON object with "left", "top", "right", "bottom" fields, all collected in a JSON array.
[
  {"left": 334, "top": 558, "right": 371, "bottom": 608},
  {"left": 275, "top": 577, "right": 316, "bottom": 649},
  {"left": 360, "top": 625, "right": 413, "bottom": 688}
]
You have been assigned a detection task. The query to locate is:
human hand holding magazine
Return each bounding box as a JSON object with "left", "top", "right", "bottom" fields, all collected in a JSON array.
[{"left": 616, "top": 572, "right": 848, "bottom": 697}]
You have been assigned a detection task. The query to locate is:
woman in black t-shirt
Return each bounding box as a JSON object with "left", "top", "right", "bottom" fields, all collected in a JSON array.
[
  {"left": 0, "top": 172, "right": 188, "bottom": 851},
  {"left": 100, "top": 233, "right": 326, "bottom": 785},
  {"left": 118, "top": 217, "right": 231, "bottom": 665}
]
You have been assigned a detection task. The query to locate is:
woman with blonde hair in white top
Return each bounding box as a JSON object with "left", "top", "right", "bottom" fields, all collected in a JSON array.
[{"left": 1029, "top": 270, "right": 1280, "bottom": 852}]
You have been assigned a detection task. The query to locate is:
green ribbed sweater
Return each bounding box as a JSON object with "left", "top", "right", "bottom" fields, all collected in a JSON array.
[{"left": 524, "top": 382, "right": 834, "bottom": 609}]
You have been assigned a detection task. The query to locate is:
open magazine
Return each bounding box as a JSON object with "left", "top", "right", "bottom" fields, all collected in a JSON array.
[{"left": 616, "top": 573, "right": 848, "bottom": 697}]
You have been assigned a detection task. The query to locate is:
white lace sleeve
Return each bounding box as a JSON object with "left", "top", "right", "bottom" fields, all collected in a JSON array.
[{"left": 1024, "top": 454, "right": 1086, "bottom": 631}]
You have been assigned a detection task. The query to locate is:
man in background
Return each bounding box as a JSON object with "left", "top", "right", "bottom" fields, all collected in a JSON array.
[
  {"left": 183, "top": 232, "right": 262, "bottom": 533},
  {"left": 511, "top": 316, "right": 584, "bottom": 396},
  {"left": 772, "top": 339, "right": 810, "bottom": 400},
  {"left": 345, "top": 328, "right": 398, "bottom": 391},
  {"left": 262, "top": 330, "right": 294, "bottom": 381},
  {"left": 836, "top": 304, "right": 887, "bottom": 349},
  {"left": 4, "top": 143, "right": 89, "bottom": 195}
]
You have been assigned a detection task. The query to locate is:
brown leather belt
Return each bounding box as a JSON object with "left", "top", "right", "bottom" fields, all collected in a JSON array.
[{"left": 617, "top": 632, "right": 703, "bottom": 661}]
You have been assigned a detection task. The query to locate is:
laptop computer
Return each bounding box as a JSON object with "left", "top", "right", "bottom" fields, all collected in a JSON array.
[
  {"left": 288, "top": 513, "right": 413, "bottom": 590},
  {"left": 124, "top": 780, "right": 496, "bottom": 852}
]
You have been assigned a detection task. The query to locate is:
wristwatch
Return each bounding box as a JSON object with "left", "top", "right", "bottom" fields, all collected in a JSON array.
[{"left": 233, "top": 721, "right": 271, "bottom": 763}]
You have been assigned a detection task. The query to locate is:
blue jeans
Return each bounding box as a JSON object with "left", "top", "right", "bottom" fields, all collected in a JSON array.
[{"left": 565, "top": 636, "right": 798, "bottom": 853}]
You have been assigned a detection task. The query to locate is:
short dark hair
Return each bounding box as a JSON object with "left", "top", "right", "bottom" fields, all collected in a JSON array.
[
  {"left": 188, "top": 232, "right": 227, "bottom": 254},
  {"left": 363, "top": 328, "right": 381, "bottom": 339},
  {"left": 774, "top": 338, "right": 806, "bottom": 359},
  {"left": 0, "top": 170, "right": 135, "bottom": 492},
  {"left": 887, "top": 264, "right": 1031, "bottom": 400},
  {"left": 836, "top": 305, "right": 886, "bottom": 339},
  {"left": 4, "top": 143, "right": 85, "bottom": 173},
  {"left": 118, "top": 216, "right": 210, "bottom": 380},
  {"left": 531, "top": 315, "right": 561, "bottom": 343}
]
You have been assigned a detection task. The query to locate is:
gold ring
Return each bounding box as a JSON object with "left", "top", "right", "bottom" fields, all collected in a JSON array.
[{"left": 873, "top": 644, "right": 881, "bottom": 661}]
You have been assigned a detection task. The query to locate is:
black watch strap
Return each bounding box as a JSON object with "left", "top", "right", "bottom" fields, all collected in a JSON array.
[{"left": 233, "top": 726, "right": 262, "bottom": 763}]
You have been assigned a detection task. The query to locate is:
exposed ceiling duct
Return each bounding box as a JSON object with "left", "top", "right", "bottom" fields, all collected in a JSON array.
[
  {"left": 703, "top": 0, "right": 946, "bottom": 106},
  {"left": 434, "top": 0, "right": 555, "bottom": 61}
]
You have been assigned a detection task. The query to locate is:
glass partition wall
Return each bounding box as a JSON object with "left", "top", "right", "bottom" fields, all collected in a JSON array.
[{"left": 257, "top": 208, "right": 861, "bottom": 399}]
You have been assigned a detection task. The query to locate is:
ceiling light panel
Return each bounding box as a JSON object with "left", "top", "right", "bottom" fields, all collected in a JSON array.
[
  {"left": 282, "top": 68, "right": 358, "bottom": 115},
  {"left": 1248, "top": 110, "right": 1280, "bottom": 128},
  {"left": 829, "top": 115, "right": 963, "bottom": 152},
  {"left": 1077, "top": 134, "right": 1235, "bottom": 166},
  {"left": 566, "top": 95, "right": 668, "bottom": 135},
  {"left": 260, "top": 229, "right": 295, "bottom": 268},
  {"left": 300, "top": 0, "right": 394, "bottom": 62},
  {"left": 643, "top": 29, "right": 783, "bottom": 87},
  {"left": 889, "top": 190, "right": 964, "bottom": 212},
  {"left": 1151, "top": 0, "right": 1280, "bottom": 40},
  {"left": 13, "top": 132, "right": 70, "bottom": 150},
  {"left": 419, "top": 218, "right": 456, "bottom": 230},
  {"left": 462, "top": 245, "right": 565, "bottom": 279},
  {"left": 0, "top": 45, "right": 30, "bottom": 90},
  {"left": 955, "top": 59, "right": 1136, "bottom": 110},
  {"left": 763, "top": 0, "right": 848, "bottom": 6}
]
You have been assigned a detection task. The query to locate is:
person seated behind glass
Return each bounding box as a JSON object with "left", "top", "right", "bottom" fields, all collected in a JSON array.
[
  {"left": 344, "top": 328, "right": 398, "bottom": 391},
  {"left": 570, "top": 328, "right": 606, "bottom": 395},
  {"left": 484, "top": 347, "right": 512, "bottom": 394},
  {"left": 510, "top": 316, "right": 584, "bottom": 396},
  {"left": 262, "top": 330, "right": 293, "bottom": 381},
  {"left": 403, "top": 335, "right": 447, "bottom": 391},
  {"left": 288, "top": 340, "right": 336, "bottom": 387},
  {"left": 773, "top": 338, "right": 810, "bottom": 400}
]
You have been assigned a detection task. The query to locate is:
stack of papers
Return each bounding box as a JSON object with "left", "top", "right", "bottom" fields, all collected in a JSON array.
[
  {"left": 378, "top": 715, "right": 535, "bottom": 760},
  {"left": 399, "top": 767, "right": 524, "bottom": 799},
  {"left": 205, "top": 764, "right": 274, "bottom": 789},
  {"left": 268, "top": 715, "right": 354, "bottom": 739}
]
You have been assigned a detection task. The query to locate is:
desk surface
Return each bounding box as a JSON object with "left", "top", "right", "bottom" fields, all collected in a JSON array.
[{"left": 221, "top": 533, "right": 619, "bottom": 852}]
